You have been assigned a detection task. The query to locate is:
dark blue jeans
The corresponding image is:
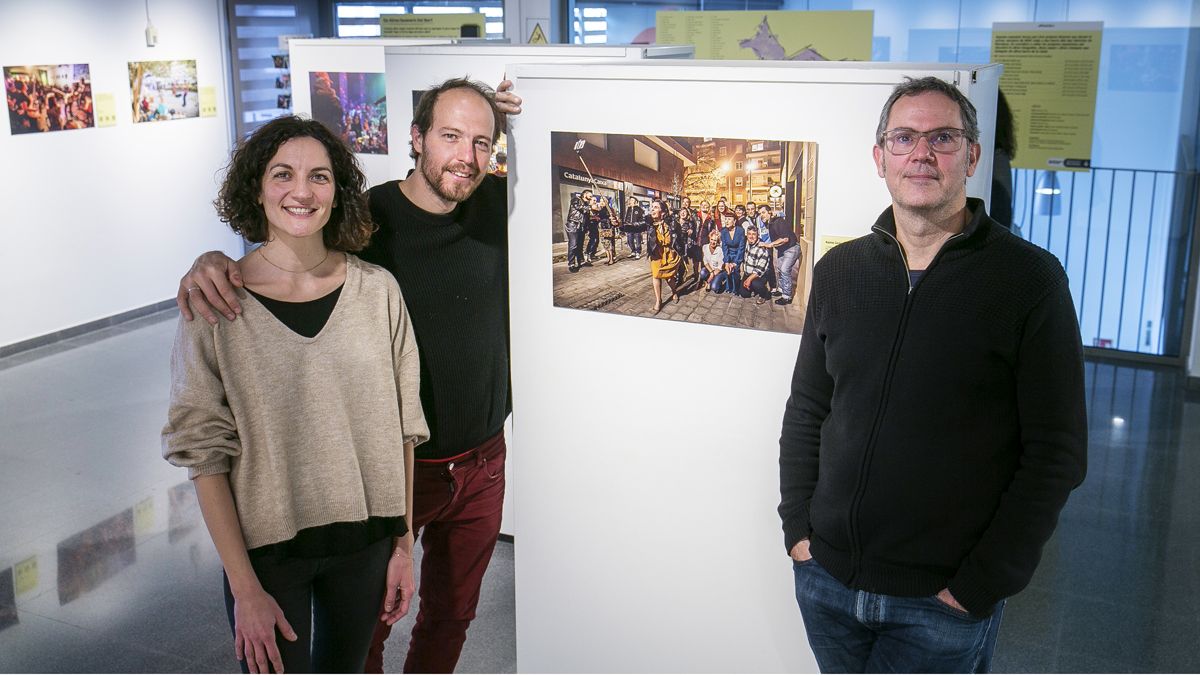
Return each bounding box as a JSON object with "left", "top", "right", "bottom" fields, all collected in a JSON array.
[
  {"left": 566, "top": 230, "right": 584, "bottom": 268},
  {"left": 793, "top": 558, "right": 1004, "bottom": 673},
  {"left": 737, "top": 275, "right": 771, "bottom": 299},
  {"left": 713, "top": 268, "right": 739, "bottom": 294},
  {"left": 626, "top": 230, "right": 643, "bottom": 255}
]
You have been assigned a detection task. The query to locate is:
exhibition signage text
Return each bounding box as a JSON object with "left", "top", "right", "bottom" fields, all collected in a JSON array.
[
  {"left": 991, "top": 21, "right": 1103, "bottom": 171},
  {"left": 380, "top": 13, "right": 486, "bottom": 38}
]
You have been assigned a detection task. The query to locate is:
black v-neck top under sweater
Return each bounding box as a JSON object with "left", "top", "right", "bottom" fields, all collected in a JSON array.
[
  {"left": 246, "top": 283, "right": 343, "bottom": 338},
  {"left": 361, "top": 175, "right": 511, "bottom": 460}
]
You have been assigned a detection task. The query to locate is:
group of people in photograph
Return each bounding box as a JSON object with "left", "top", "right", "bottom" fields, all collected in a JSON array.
[
  {"left": 5, "top": 71, "right": 93, "bottom": 133},
  {"left": 563, "top": 189, "right": 803, "bottom": 313}
]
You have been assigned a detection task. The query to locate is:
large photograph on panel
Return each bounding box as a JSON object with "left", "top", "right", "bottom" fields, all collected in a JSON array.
[{"left": 551, "top": 131, "right": 817, "bottom": 334}]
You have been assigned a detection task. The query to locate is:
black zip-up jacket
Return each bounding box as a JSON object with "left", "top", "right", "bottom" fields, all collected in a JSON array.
[{"left": 779, "top": 199, "right": 1087, "bottom": 617}]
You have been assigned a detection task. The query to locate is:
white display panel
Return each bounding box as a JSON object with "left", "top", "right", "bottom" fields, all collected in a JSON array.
[
  {"left": 0, "top": 0, "right": 239, "bottom": 348},
  {"left": 507, "top": 60, "right": 999, "bottom": 673},
  {"left": 384, "top": 44, "right": 694, "bottom": 181}
]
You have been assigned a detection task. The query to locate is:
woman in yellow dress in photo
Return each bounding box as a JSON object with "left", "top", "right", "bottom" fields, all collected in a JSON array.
[{"left": 647, "top": 199, "right": 681, "bottom": 314}]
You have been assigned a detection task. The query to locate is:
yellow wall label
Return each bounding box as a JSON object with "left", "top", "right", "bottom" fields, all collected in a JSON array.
[
  {"left": 992, "top": 22, "right": 1103, "bottom": 171},
  {"left": 94, "top": 93, "right": 117, "bottom": 127},
  {"left": 818, "top": 235, "right": 854, "bottom": 259},
  {"left": 199, "top": 86, "right": 218, "bottom": 118}
]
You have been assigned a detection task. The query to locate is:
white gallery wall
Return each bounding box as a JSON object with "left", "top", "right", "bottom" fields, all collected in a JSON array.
[
  {"left": 507, "top": 60, "right": 998, "bottom": 672},
  {"left": 0, "top": 0, "right": 240, "bottom": 348}
]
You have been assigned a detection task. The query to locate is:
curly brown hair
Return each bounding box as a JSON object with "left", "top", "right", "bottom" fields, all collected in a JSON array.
[{"left": 215, "top": 115, "right": 375, "bottom": 251}]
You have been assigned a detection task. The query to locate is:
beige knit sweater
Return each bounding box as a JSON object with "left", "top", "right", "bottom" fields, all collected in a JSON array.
[{"left": 162, "top": 254, "right": 429, "bottom": 550}]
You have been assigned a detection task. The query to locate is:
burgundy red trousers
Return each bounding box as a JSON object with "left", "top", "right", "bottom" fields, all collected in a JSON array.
[{"left": 365, "top": 432, "right": 506, "bottom": 674}]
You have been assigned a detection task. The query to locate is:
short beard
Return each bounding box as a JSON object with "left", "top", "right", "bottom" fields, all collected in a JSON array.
[{"left": 419, "top": 155, "right": 482, "bottom": 204}]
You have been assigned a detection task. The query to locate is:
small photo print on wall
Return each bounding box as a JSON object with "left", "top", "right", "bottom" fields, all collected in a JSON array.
[
  {"left": 310, "top": 72, "right": 387, "bottom": 155},
  {"left": 4, "top": 63, "right": 94, "bottom": 134},
  {"left": 551, "top": 131, "right": 818, "bottom": 334},
  {"left": 128, "top": 60, "right": 199, "bottom": 123}
]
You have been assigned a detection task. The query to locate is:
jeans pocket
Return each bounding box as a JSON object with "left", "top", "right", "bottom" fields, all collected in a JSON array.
[
  {"left": 929, "top": 594, "right": 980, "bottom": 622},
  {"left": 482, "top": 454, "right": 504, "bottom": 480},
  {"left": 792, "top": 556, "right": 819, "bottom": 569}
]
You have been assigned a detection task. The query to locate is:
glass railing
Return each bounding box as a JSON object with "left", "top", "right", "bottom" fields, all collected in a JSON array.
[{"left": 1011, "top": 167, "right": 1198, "bottom": 359}]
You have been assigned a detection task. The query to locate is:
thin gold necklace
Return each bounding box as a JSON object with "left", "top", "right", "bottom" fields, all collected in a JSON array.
[{"left": 257, "top": 245, "right": 330, "bottom": 273}]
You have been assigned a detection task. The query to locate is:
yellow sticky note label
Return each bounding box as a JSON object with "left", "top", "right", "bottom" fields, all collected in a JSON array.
[
  {"left": 818, "top": 235, "right": 854, "bottom": 258},
  {"left": 199, "top": 86, "right": 218, "bottom": 117},
  {"left": 134, "top": 497, "right": 155, "bottom": 534},
  {"left": 94, "top": 93, "right": 117, "bottom": 127},
  {"left": 14, "top": 556, "right": 38, "bottom": 595}
]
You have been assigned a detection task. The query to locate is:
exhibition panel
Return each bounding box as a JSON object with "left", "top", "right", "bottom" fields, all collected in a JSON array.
[{"left": 507, "top": 60, "right": 999, "bottom": 672}]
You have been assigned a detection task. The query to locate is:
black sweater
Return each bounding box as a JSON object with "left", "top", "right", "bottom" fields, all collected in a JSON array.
[
  {"left": 779, "top": 199, "right": 1087, "bottom": 617},
  {"left": 361, "top": 175, "right": 510, "bottom": 460}
]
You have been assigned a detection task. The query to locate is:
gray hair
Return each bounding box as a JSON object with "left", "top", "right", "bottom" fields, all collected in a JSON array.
[{"left": 875, "top": 76, "right": 979, "bottom": 146}]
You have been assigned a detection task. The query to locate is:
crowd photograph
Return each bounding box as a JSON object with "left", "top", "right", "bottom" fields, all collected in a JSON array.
[
  {"left": 550, "top": 131, "right": 817, "bottom": 334},
  {"left": 4, "top": 63, "right": 93, "bottom": 134},
  {"left": 310, "top": 71, "right": 389, "bottom": 155}
]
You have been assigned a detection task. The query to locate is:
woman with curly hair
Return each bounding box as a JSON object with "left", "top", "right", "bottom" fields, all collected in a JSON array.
[{"left": 162, "top": 115, "right": 429, "bottom": 674}]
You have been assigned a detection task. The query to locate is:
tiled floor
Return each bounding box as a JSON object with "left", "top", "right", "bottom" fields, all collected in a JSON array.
[{"left": 0, "top": 312, "right": 1197, "bottom": 672}]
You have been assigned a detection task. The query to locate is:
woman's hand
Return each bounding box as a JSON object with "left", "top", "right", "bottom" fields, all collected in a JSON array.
[
  {"left": 177, "top": 251, "right": 244, "bottom": 324},
  {"left": 233, "top": 587, "right": 297, "bottom": 673},
  {"left": 380, "top": 550, "right": 416, "bottom": 626}
]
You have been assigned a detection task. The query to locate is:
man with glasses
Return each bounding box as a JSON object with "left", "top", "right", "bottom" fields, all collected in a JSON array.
[{"left": 778, "top": 77, "right": 1087, "bottom": 673}]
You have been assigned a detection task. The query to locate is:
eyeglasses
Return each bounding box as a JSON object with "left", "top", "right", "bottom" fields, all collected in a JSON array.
[{"left": 880, "top": 127, "right": 969, "bottom": 155}]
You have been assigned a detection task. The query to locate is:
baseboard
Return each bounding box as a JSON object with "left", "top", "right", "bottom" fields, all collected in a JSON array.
[{"left": 0, "top": 298, "right": 176, "bottom": 359}]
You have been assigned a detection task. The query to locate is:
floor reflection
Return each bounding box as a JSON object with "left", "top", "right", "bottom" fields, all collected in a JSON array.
[
  {"left": 0, "top": 567, "right": 16, "bottom": 633},
  {"left": 993, "top": 360, "right": 1200, "bottom": 673},
  {"left": 57, "top": 508, "right": 136, "bottom": 606}
]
